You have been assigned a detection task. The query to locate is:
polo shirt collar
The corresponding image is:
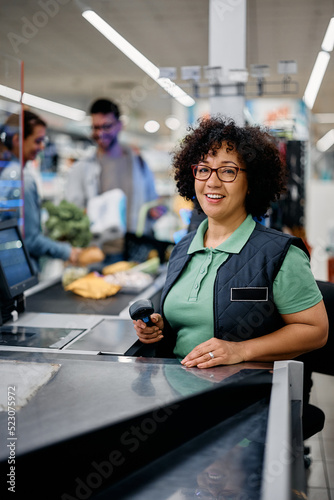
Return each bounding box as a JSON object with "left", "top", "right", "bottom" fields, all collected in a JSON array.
[{"left": 188, "top": 214, "right": 256, "bottom": 254}]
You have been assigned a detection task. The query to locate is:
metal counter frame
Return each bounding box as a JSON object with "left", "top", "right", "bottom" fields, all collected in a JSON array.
[
  {"left": 261, "top": 360, "right": 305, "bottom": 500},
  {"left": 0, "top": 352, "right": 306, "bottom": 500},
  {"left": 0, "top": 271, "right": 307, "bottom": 499}
]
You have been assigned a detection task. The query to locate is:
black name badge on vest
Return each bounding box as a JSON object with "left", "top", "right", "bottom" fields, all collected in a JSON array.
[{"left": 231, "top": 287, "right": 268, "bottom": 301}]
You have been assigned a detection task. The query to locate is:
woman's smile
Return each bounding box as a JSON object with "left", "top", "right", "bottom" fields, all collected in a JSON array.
[
  {"left": 195, "top": 142, "right": 248, "bottom": 225},
  {"left": 206, "top": 193, "right": 225, "bottom": 199},
  {"left": 205, "top": 193, "right": 226, "bottom": 202}
]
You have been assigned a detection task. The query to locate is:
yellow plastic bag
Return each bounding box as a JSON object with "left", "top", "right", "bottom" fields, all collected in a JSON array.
[
  {"left": 102, "top": 260, "right": 135, "bottom": 275},
  {"left": 65, "top": 273, "right": 121, "bottom": 299}
]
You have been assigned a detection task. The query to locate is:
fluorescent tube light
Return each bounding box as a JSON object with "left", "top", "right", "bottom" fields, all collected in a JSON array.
[
  {"left": 0, "top": 85, "right": 86, "bottom": 121},
  {"left": 321, "top": 17, "right": 334, "bottom": 52},
  {"left": 23, "top": 94, "right": 86, "bottom": 121},
  {"left": 316, "top": 129, "right": 334, "bottom": 152},
  {"left": 0, "top": 84, "right": 21, "bottom": 102},
  {"left": 157, "top": 78, "right": 195, "bottom": 107},
  {"left": 82, "top": 9, "right": 195, "bottom": 107},
  {"left": 303, "top": 51, "right": 330, "bottom": 109},
  {"left": 82, "top": 10, "right": 160, "bottom": 81}
]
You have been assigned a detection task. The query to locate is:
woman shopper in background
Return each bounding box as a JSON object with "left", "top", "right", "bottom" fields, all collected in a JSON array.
[{"left": 0, "top": 111, "right": 82, "bottom": 273}]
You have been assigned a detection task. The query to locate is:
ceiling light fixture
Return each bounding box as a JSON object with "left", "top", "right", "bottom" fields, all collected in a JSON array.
[
  {"left": 165, "top": 116, "right": 181, "bottom": 130},
  {"left": 23, "top": 94, "right": 86, "bottom": 121},
  {"left": 303, "top": 16, "right": 334, "bottom": 110},
  {"left": 316, "top": 129, "right": 334, "bottom": 152},
  {"left": 157, "top": 77, "right": 195, "bottom": 107},
  {"left": 0, "top": 84, "right": 86, "bottom": 121},
  {"left": 82, "top": 9, "right": 195, "bottom": 107},
  {"left": 82, "top": 10, "right": 159, "bottom": 81},
  {"left": 144, "top": 120, "right": 160, "bottom": 133},
  {"left": 303, "top": 51, "right": 330, "bottom": 109},
  {"left": 0, "top": 84, "right": 21, "bottom": 102},
  {"left": 321, "top": 17, "right": 334, "bottom": 52}
]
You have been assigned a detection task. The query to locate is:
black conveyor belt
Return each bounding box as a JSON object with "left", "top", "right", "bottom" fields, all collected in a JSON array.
[{"left": 25, "top": 281, "right": 144, "bottom": 316}]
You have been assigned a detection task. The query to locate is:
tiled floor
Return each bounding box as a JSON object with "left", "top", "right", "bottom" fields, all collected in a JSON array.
[{"left": 305, "top": 373, "right": 334, "bottom": 500}]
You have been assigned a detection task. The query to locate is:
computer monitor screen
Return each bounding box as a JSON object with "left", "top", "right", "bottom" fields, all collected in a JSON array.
[{"left": 0, "top": 219, "right": 38, "bottom": 300}]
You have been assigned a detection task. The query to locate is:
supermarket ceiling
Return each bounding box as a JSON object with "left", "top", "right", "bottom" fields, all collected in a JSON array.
[{"left": 1, "top": 0, "right": 334, "bottom": 144}]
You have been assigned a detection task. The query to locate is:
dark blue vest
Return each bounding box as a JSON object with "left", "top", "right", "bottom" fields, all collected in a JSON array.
[{"left": 160, "top": 223, "right": 309, "bottom": 350}]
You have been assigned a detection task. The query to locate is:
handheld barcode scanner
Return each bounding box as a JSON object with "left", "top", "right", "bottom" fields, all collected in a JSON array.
[{"left": 129, "top": 299, "right": 155, "bottom": 326}]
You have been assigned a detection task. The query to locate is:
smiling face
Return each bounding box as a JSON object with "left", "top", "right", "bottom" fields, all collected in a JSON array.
[
  {"left": 91, "top": 112, "right": 122, "bottom": 153},
  {"left": 23, "top": 125, "right": 47, "bottom": 164},
  {"left": 194, "top": 142, "right": 248, "bottom": 225}
]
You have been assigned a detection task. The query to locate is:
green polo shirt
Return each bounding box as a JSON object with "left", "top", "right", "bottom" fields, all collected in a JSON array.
[{"left": 163, "top": 215, "right": 322, "bottom": 359}]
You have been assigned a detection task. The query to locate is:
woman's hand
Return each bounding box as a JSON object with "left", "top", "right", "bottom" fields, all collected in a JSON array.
[
  {"left": 181, "top": 338, "right": 246, "bottom": 369},
  {"left": 181, "top": 299, "right": 329, "bottom": 369},
  {"left": 69, "top": 247, "right": 82, "bottom": 266},
  {"left": 132, "top": 314, "right": 164, "bottom": 344}
]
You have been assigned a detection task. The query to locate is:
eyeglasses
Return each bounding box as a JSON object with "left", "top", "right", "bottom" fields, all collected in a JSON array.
[
  {"left": 92, "top": 123, "right": 118, "bottom": 132},
  {"left": 192, "top": 165, "right": 246, "bottom": 183},
  {"left": 194, "top": 488, "right": 243, "bottom": 499},
  {"left": 35, "top": 136, "right": 49, "bottom": 146}
]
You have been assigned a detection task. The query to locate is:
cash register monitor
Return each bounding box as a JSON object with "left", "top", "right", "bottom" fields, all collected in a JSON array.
[{"left": 0, "top": 219, "right": 38, "bottom": 303}]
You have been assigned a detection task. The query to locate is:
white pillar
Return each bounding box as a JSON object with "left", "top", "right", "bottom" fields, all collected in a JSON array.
[{"left": 209, "top": 0, "right": 247, "bottom": 124}]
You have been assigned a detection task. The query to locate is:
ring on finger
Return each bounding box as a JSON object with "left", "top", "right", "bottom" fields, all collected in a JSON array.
[{"left": 208, "top": 351, "right": 214, "bottom": 359}]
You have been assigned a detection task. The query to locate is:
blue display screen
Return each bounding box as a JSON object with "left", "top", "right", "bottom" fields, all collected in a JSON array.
[{"left": 0, "top": 227, "right": 32, "bottom": 288}]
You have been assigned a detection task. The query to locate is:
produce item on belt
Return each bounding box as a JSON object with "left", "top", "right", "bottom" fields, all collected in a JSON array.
[
  {"left": 65, "top": 272, "right": 120, "bottom": 299},
  {"left": 128, "top": 257, "right": 160, "bottom": 275},
  {"left": 102, "top": 257, "right": 159, "bottom": 291},
  {"left": 78, "top": 246, "right": 105, "bottom": 266},
  {"left": 44, "top": 200, "right": 92, "bottom": 247},
  {"left": 62, "top": 266, "right": 89, "bottom": 287},
  {"left": 102, "top": 260, "right": 135, "bottom": 275},
  {"left": 103, "top": 270, "right": 153, "bottom": 289}
]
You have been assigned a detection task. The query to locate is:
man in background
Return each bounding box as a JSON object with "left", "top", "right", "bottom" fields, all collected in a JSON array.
[{"left": 64, "top": 98, "right": 159, "bottom": 261}]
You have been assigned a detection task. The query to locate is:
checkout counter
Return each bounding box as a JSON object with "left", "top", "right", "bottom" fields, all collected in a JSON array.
[{"left": 0, "top": 220, "right": 308, "bottom": 499}]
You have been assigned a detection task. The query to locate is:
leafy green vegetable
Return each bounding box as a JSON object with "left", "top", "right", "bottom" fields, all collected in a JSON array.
[{"left": 43, "top": 200, "right": 92, "bottom": 247}]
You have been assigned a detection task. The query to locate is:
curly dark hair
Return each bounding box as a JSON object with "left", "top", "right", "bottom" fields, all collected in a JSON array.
[{"left": 171, "top": 115, "right": 287, "bottom": 218}]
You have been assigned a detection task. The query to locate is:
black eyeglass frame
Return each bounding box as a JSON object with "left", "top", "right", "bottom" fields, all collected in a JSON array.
[
  {"left": 91, "top": 122, "right": 119, "bottom": 132},
  {"left": 191, "top": 164, "right": 247, "bottom": 183}
]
